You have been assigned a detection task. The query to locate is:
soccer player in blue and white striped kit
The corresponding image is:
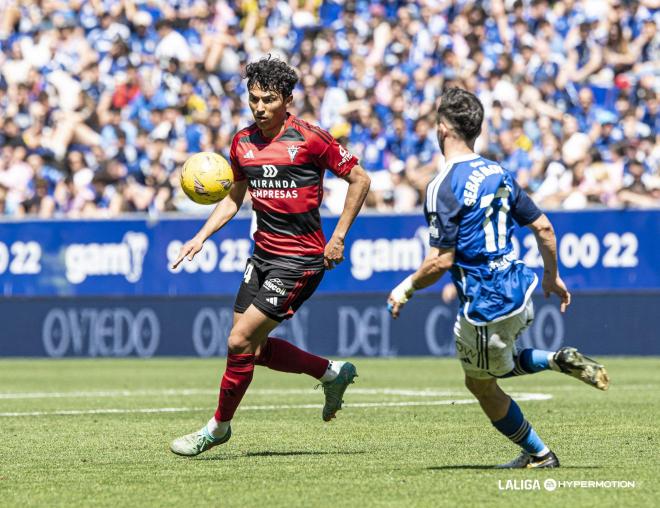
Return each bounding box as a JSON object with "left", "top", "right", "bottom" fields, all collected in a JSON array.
[{"left": 388, "top": 88, "right": 609, "bottom": 468}]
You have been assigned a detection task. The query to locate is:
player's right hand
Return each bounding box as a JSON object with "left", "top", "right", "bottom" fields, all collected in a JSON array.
[
  {"left": 387, "top": 294, "right": 405, "bottom": 319},
  {"left": 172, "top": 237, "right": 204, "bottom": 269},
  {"left": 387, "top": 275, "right": 416, "bottom": 319},
  {"left": 542, "top": 275, "right": 571, "bottom": 313}
]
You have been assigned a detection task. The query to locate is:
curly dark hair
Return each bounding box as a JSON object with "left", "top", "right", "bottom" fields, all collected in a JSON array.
[
  {"left": 245, "top": 56, "right": 299, "bottom": 98},
  {"left": 437, "top": 87, "right": 484, "bottom": 141}
]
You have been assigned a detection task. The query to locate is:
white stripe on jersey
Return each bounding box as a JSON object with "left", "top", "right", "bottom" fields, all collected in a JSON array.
[
  {"left": 426, "top": 164, "right": 452, "bottom": 213},
  {"left": 426, "top": 153, "right": 480, "bottom": 212}
]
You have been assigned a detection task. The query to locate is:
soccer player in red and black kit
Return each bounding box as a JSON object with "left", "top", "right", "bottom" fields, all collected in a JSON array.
[{"left": 169, "top": 58, "right": 371, "bottom": 456}]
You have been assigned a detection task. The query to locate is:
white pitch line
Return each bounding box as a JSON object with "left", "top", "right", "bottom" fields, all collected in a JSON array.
[
  {"left": 0, "top": 407, "right": 202, "bottom": 417},
  {"left": 0, "top": 393, "right": 552, "bottom": 417},
  {"left": 0, "top": 388, "right": 464, "bottom": 400},
  {"left": 0, "top": 388, "right": 223, "bottom": 400}
]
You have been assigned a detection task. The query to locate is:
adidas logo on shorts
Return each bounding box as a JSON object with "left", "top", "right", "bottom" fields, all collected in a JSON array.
[{"left": 266, "top": 297, "right": 278, "bottom": 306}]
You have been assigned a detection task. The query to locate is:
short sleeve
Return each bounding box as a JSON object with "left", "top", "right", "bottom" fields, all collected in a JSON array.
[
  {"left": 426, "top": 177, "right": 462, "bottom": 248},
  {"left": 510, "top": 177, "right": 542, "bottom": 226},
  {"left": 309, "top": 129, "right": 358, "bottom": 177},
  {"left": 229, "top": 134, "right": 246, "bottom": 182}
]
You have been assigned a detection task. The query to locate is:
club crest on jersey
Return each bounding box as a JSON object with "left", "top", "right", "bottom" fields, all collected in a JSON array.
[
  {"left": 428, "top": 214, "right": 439, "bottom": 239},
  {"left": 287, "top": 145, "right": 300, "bottom": 163}
]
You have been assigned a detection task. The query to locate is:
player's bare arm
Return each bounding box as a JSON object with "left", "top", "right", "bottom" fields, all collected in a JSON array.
[
  {"left": 172, "top": 180, "right": 248, "bottom": 269},
  {"left": 387, "top": 246, "right": 455, "bottom": 319},
  {"left": 324, "top": 164, "right": 371, "bottom": 270},
  {"left": 527, "top": 214, "right": 571, "bottom": 312}
]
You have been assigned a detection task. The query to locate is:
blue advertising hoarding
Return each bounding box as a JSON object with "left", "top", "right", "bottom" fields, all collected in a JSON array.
[
  {"left": 1, "top": 210, "right": 658, "bottom": 357},
  {"left": 0, "top": 210, "right": 658, "bottom": 296},
  {"left": 1, "top": 294, "right": 658, "bottom": 357}
]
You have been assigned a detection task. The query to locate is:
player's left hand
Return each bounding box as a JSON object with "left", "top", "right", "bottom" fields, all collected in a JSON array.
[
  {"left": 542, "top": 275, "right": 572, "bottom": 313},
  {"left": 324, "top": 235, "right": 345, "bottom": 270},
  {"left": 441, "top": 283, "right": 457, "bottom": 304}
]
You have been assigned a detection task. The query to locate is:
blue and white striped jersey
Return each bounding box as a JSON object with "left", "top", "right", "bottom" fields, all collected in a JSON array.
[{"left": 424, "top": 153, "right": 543, "bottom": 324}]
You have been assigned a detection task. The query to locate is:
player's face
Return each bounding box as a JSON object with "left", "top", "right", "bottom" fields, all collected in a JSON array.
[{"left": 248, "top": 85, "right": 292, "bottom": 134}]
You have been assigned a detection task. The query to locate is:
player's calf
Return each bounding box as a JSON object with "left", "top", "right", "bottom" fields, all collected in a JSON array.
[
  {"left": 255, "top": 336, "right": 330, "bottom": 379},
  {"left": 465, "top": 377, "right": 554, "bottom": 467},
  {"left": 499, "top": 348, "right": 555, "bottom": 377},
  {"left": 489, "top": 398, "right": 551, "bottom": 459},
  {"left": 254, "top": 338, "right": 358, "bottom": 421}
]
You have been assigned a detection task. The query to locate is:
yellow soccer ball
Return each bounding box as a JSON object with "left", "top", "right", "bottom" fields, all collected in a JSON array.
[{"left": 180, "top": 152, "right": 234, "bottom": 205}]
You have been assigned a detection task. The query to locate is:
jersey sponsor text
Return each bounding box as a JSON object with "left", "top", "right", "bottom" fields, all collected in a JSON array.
[{"left": 252, "top": 189, "right": 299, "bottom": 199}]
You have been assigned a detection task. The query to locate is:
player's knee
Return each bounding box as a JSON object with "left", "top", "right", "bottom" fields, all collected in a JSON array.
[
  {"left": 465, "top": 376, "right": 498, "bottom": 399},
  {"left": 227, "top": 331, "right": 251, "bottom": 354}
]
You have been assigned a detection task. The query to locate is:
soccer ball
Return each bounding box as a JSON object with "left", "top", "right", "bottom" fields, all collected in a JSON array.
[{"left": 180, "top": 152, "right": 234, "bottom": 205}]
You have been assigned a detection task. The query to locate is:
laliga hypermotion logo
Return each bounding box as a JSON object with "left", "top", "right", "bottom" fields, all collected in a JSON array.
[{"left": 64, "top": 232, "right": 149, "bottom": 284}]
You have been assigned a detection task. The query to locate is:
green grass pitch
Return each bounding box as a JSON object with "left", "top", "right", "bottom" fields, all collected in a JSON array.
[{"left": 1, "top": 357, "right": 658, "bottom": 507}]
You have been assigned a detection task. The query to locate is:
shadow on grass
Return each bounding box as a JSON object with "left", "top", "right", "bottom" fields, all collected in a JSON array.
[
  {"left": 195, "top": 450, "right": 367, "bottom": 461},
  {"left": 245, "top": 450, "right": 367, "bottom": 458},
  {"left": 427, "top": 465, "right": 494, "bottom": 470},
  {"left": 427, "top": 465, "right": 602, "bottom": 471}
]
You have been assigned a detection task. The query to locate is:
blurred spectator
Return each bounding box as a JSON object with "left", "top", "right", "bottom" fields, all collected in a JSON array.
[
  {"left": 0, "top": 0, "right": 658, "bottom": 218},
  {"left": 617, "top": 157, "right": 660, "bottom": 207}
]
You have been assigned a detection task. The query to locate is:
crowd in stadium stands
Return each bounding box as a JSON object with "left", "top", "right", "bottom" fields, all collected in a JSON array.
[{"left": 0, "top": 0, "right": 658, "bottom": 218}]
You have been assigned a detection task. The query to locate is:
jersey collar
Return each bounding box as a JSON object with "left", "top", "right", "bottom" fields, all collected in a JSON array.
[{"left": 444, "top": 153, "right": 480, "bottom": 167}]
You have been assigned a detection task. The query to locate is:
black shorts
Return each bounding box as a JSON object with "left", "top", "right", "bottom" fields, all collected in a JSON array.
[{"left": 234, "top": 257, "right": 324, "bottom": 322}]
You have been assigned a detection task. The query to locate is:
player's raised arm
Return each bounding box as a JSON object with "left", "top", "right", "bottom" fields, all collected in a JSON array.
[
  {"left": 172, "top": 180, "right": 248, "bottom": 269},
  {"left": 526, "top": 214, "right": 571, "bottom": 313},
  {"left": 324, "top": 164, "right": 371, "bottom": 269}
]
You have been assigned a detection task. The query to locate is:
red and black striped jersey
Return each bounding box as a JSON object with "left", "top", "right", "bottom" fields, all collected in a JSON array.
[{"left": 229, "top": 113, "right": 358, "bottom": 270}]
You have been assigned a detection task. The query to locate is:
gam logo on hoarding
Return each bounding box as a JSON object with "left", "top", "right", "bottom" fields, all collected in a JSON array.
[
  {"left": 349, "top": 227, "right": 430, "bottom": 280},
  {"left": 64, "top": 232, "right": 148, "bottom": 284}
]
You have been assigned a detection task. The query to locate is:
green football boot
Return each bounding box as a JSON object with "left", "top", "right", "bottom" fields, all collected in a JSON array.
[
  {"left": 170, "top": 426, "right": 232, "bottom": 457},
  {"left": 321, "top": 362, "right": 358, "bottom": 422},
  {"left": 553, "top": 347, "right": 610, "bottom": 390}
]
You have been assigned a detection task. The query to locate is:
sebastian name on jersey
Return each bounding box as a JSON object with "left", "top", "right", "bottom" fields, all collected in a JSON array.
[
  {"left": 230, "top": 113, "right": 358, "bottom": 270},
  {"left": 425, "top": 154, "right": 543, "bottom": 325}
]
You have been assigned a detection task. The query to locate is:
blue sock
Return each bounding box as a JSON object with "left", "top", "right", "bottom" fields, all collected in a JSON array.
[
  {"left": 501, "top": 349, "right": 552, "bottom": 377},
  {"left": 492, "top": 399, "right": 548, "bottom": 456}
]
